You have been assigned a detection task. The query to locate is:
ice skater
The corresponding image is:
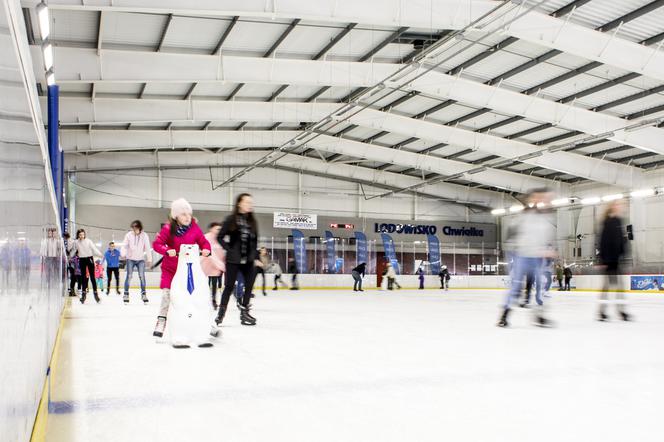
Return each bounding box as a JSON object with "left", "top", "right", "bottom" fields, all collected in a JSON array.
[
  {"left": 212, "top": 193, "right": 259, "bottom": 333},
  {"left": 120, "top": 220, "right": 152, "bottom": 304},
  {"left": 255, "top": 247, "right": 269, "bottom": 296},
  {"left": 288, "top": 257, "right": 299, "bottom": 290},
  {"left": 598, "top": 200, "right": 631, "bottom": 322},
  {"left": 201, "top": 222, "right": 225, "bottom": 310},
  {"left": 385, "top": 262, "right": 401, "bottom": 290},
  {"left": 498, "top": 188, "right": 556, "bottom": 328},
  {"left": 268, "top": 261, "right": 288, "bottom": 290},
  {"left": 417, "top": 267, "right": 425, "bottom": 289},
  {"left": 438, "top": 265, "right": 450, "bottom": 290},
  {"left": 68, "top": 229, "right": 103, "bottom": 304},
  {"left": 352, "top": 262, "right": 366, "bottom": 292},
  {"left": 94, "top": 259, "right": 104, "bottom": 292},
  {"left": 102, "top": 241, "right": 121, "bottom": 295},
  {"left": 152, "top": 198, "right": 210, "bottom": 338}
]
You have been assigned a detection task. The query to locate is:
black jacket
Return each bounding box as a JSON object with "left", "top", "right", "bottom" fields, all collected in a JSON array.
[
  {"left": 288, "top": 261, "right": 298, "bottom": 274},
  {"left": 352, "top": 263, "right": 366, "bottom": 277},
  {"left": 218, "top": 214, "right": 258, "bottom": 265},
  {"left": 439, "top": 268, "right": 450, "bottom": 280},
  {"left": 599, "top": 216, "right": 626, "bottom": 264}
]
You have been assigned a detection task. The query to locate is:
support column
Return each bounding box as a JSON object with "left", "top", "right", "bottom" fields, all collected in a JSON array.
[
  {"left": 298, "top": 172, "right": 303, "bottom": 212},
  {"left": 47, "top": 85, "right": 62, "bottom": 228}
]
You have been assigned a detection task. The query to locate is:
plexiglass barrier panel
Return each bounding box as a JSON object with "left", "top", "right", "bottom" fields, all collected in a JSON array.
[{"left": 0, "top": 3, "right": 65, "bottom": 441}]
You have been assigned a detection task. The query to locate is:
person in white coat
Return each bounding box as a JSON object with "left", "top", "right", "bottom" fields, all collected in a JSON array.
[
  {"left": 120, "top": 220, "right": 152, "bottom": 304},
  {"left": 68, "top": 228, "right": 103, "bottom": 303}
]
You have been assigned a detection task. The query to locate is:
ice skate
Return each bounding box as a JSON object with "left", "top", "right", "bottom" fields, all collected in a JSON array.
[
  {"left": 598, "top": 311, "right": 609, "bottom": 322},
  {"left": 198, "top": 342, "right": 213, "bottom": 348},
  {"left": 172, "top": 343, "right": 190, "bottom": 349},
  {"left": 94, "top": 292, "right": 101, "bottom": 303},
  {"left": 619, "top": 310, "right": 632, "bottom": 322},
  {"left": 123, "top": 292, "right": 129, "bottom": 304},
  {"left": 497, "top": 309, "right": 510, "bottom": 327},
  {"left": 210, "top": 307, "right": 226, "bottom": 337},
  {"left": 534, "top": 314, "right": 553, "bottom": 328},
  {"left": 239, "top": 305, "right": 257, "bottom": 326},
  {"left": 80, "top": 291, "right": 87, "bottom": 304},
  {"left": 141, "top": 293, "right": 148, "bottom": 304},
  {"left": 153, "top": 316, "right": 167, "bottom": 338}
]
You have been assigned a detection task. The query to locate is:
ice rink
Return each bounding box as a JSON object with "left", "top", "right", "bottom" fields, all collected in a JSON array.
[{"left": 47, "top": 289, "right": 664, "bottom": 442}]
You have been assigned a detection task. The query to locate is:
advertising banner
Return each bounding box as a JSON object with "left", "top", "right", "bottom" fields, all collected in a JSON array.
[
  {"left": 427, "top": 234, "right": 441, "bottom": 275},
  {"left": 630, "top": 275, "right": 664, "bottom": 290},
  {"left": 274, "top": 212, "right": 317, "bottom": 230},
  {"left": 292, "top": 229, "right": 307, "bottom": 273},
  {"left": 380, "top": 233, "right": 400, "bottom": 275},
  {"left": 324, "top": 231, "right": 336, "bottom": 274},
  {"left": 355, "top": 231, "right": 367, "bottom": 266}
]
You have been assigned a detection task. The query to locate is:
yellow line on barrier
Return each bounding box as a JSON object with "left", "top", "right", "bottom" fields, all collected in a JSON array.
[{"left": 30, "top": 297, "right": 70, "bottom": 442}]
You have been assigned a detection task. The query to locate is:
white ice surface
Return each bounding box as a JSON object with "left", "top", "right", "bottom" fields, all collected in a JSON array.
[{"left": 46, "top": 289, "right": 664, "bottom": 442}]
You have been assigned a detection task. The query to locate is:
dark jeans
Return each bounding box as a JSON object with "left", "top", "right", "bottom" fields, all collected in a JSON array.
[
  {"left": 352, "top": 271, "right": 362, "bottom": 290},
  {"left": 106, "top": 267, "right": 120, "bottom": 291},
  {"left": 291, "top": 274, "right": 299, "bottom": 289},
  {"left": 564, "top": 276, "right": 572, "bottom": 291},
  {"left": 219, "top": 262, "right": 256, "bottom": 312},
  {"left": 600, "top": 263, "right": 624, "bottom": 312},
  {"left": 79, "top": 256, "right": 97, "bottom": 293}
]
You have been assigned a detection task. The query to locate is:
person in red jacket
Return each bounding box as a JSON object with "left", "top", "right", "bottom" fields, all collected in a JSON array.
[{"left": 152, "top": 198, "right": 210, "bottom": 338}]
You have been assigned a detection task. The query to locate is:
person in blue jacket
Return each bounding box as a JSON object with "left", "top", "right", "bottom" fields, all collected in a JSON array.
[
  {"left": 418, "top": 267, "right": 425, "bottom": 289},
  {"left": 103, "top": 241, "right": 121, "bottom": 295}
]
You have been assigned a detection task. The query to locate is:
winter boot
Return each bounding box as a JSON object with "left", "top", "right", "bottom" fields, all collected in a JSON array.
[{"left": 153, "top": 316, "right": 167, "bottom": 338}]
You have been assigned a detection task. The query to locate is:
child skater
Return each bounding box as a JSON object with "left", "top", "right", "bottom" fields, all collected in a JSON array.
[
  {"left": 94, "top": 259, "right": 104, "bottom": 293},
  {"left": 152, "top": 198, "right": 210, "bottom": 338},
  {"left": 201, "top": 222, "right": 225, "bottom": 310}
]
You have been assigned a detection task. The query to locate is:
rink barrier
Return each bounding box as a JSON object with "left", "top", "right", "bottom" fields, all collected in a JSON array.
[
  {"left": 30, "top": 297, "right": 70, "bottom": 442},
  {"left": 118, "top": 273, "right": 664, "bottom": 293}
]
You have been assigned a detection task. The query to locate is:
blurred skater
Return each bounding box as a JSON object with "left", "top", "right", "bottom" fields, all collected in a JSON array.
[
  {"left": 498, "top": 189, "right": 556, "bottom": 328},
  {"left": 268, "top": 261, "right": 288, "bottom": 290},
  {"left": 255, "top": 247, "right": 269, "bottom": 296},
  {"left": 598, "top": 201, "right": 631, "bottom": 321},
  {"left": 439, "top": 265, "right": 450, "bottom": 290},
  {"left": 152, "top": 198, "right": 210, "bottom": 338},
  {"left": 417, "top": 267, "right": 425, "bottom": 289},
  {"left": 352, "top": 262, "right": 366, "bottom": 292},
  {"left": 288, "top": 257, "right": 299, "bottom": 290},
  {"left": 68, "top": 229, "right": 103, "bottom": 304},
  {"left": 563, "top": 266, "right": 573, "bottom": 291},
  {"left": 201, "top": 222, "right": 225, "bottom": 310},
  {"left": 121, "top": 220, "right": 152, "bottom": 304},
  {"left": 385, "top": 262, "right": 401, "bottom": 290},
  {"left": 212, "top": 193, "right": 259, "bottom": 332}
]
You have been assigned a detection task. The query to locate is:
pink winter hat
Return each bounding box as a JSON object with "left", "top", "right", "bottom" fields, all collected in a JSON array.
[{"left": 170, "top": 198, "right": 193, "bottom": 219}]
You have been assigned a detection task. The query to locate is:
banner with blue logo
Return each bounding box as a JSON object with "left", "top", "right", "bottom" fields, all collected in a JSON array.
[
  {"left": 427, "top": 234, "right": 440, "bottom": 275},
  {"left": 292, "top": 229, "right": 307, "bottom": 274},
  {"left": 380, "top": 233, "right": 400, "bottom": 275},
  {"left": 324, "top": 231, "right": 336, "bottom": 274},
  {"left": 630, "top": 275, "right": 664, "bottom": 290},
  {"left": 355, "top": 231, "right": 367, "bottom": 266}
]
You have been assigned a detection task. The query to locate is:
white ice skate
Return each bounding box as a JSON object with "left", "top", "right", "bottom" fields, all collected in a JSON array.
[{"left": 167, "top": 244, "right": 216, "bottom": 348}]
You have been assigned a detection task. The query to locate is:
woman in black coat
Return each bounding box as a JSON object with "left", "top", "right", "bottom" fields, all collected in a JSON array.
[
  {"left": 214, "top": 193, "right": 258, "bottom": 327},
  {"left": 598, "top": 201, "right": 630, "bottom": 321}
]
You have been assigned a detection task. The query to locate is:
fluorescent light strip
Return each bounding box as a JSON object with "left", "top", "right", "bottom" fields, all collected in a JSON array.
[
  {"left": 42, "top": 42, "right": 53, "bottom": 70},
  {"left": 36, "top": 2, "right": 49, "bottom": 40},
  {"left": 630, "top": 188, "right": 655, "bottom": 198}
]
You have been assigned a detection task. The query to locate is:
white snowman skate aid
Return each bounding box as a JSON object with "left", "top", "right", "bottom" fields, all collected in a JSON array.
[{"left": 167, "top": 244, "right": 215, "bottom": 348}]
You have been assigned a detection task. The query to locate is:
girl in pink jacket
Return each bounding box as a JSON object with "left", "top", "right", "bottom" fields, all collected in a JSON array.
[
  {"left": 201, "top": 222, "right": 226, "bottom": 310},
  {"left": 152, "top": 198, "right": 210, "bottom": 338}
]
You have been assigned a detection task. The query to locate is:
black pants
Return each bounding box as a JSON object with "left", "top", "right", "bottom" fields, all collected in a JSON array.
[
  {"left": 291, "top": 274, "right": 299, "bottom": 289},
  {"left": 209, "top": 275, "right": 222, "bottom": 302},
  {"left": 256, "top": 267, "right": 266, "bottom": 293},
  {"left": 220, "top": 262, "right": 256, "bottom": 311},
  {"left": 274, "top": 274, "right": 286, "bottom": 289},
  {"left": 68, "top": 268, "right": 80, "bottom": 293},
  {"left": 564, "top": 276, "right": 571, "bottom": 290},
  {"left": 523, "top": 273, "right": 535, "bottom": 303},
  {"left": 600, "top": 263, "right": 624, "bottom": 312},
  {"left": 79, "top": 256, "right": 97, "bottom": 293},
  {"left": 352, "top": 271, "right": 362, "bottom": 290},
  {"left": 558, "top": 276, "right": 563, "bottom": 290},
  {"left": 106, "top": 267, "right": 120, "bottom": 291}
]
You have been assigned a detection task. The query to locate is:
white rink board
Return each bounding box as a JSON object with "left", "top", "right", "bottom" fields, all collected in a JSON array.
[{"left": 46, "top": 289, "right": 664, "bottom": 442}]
